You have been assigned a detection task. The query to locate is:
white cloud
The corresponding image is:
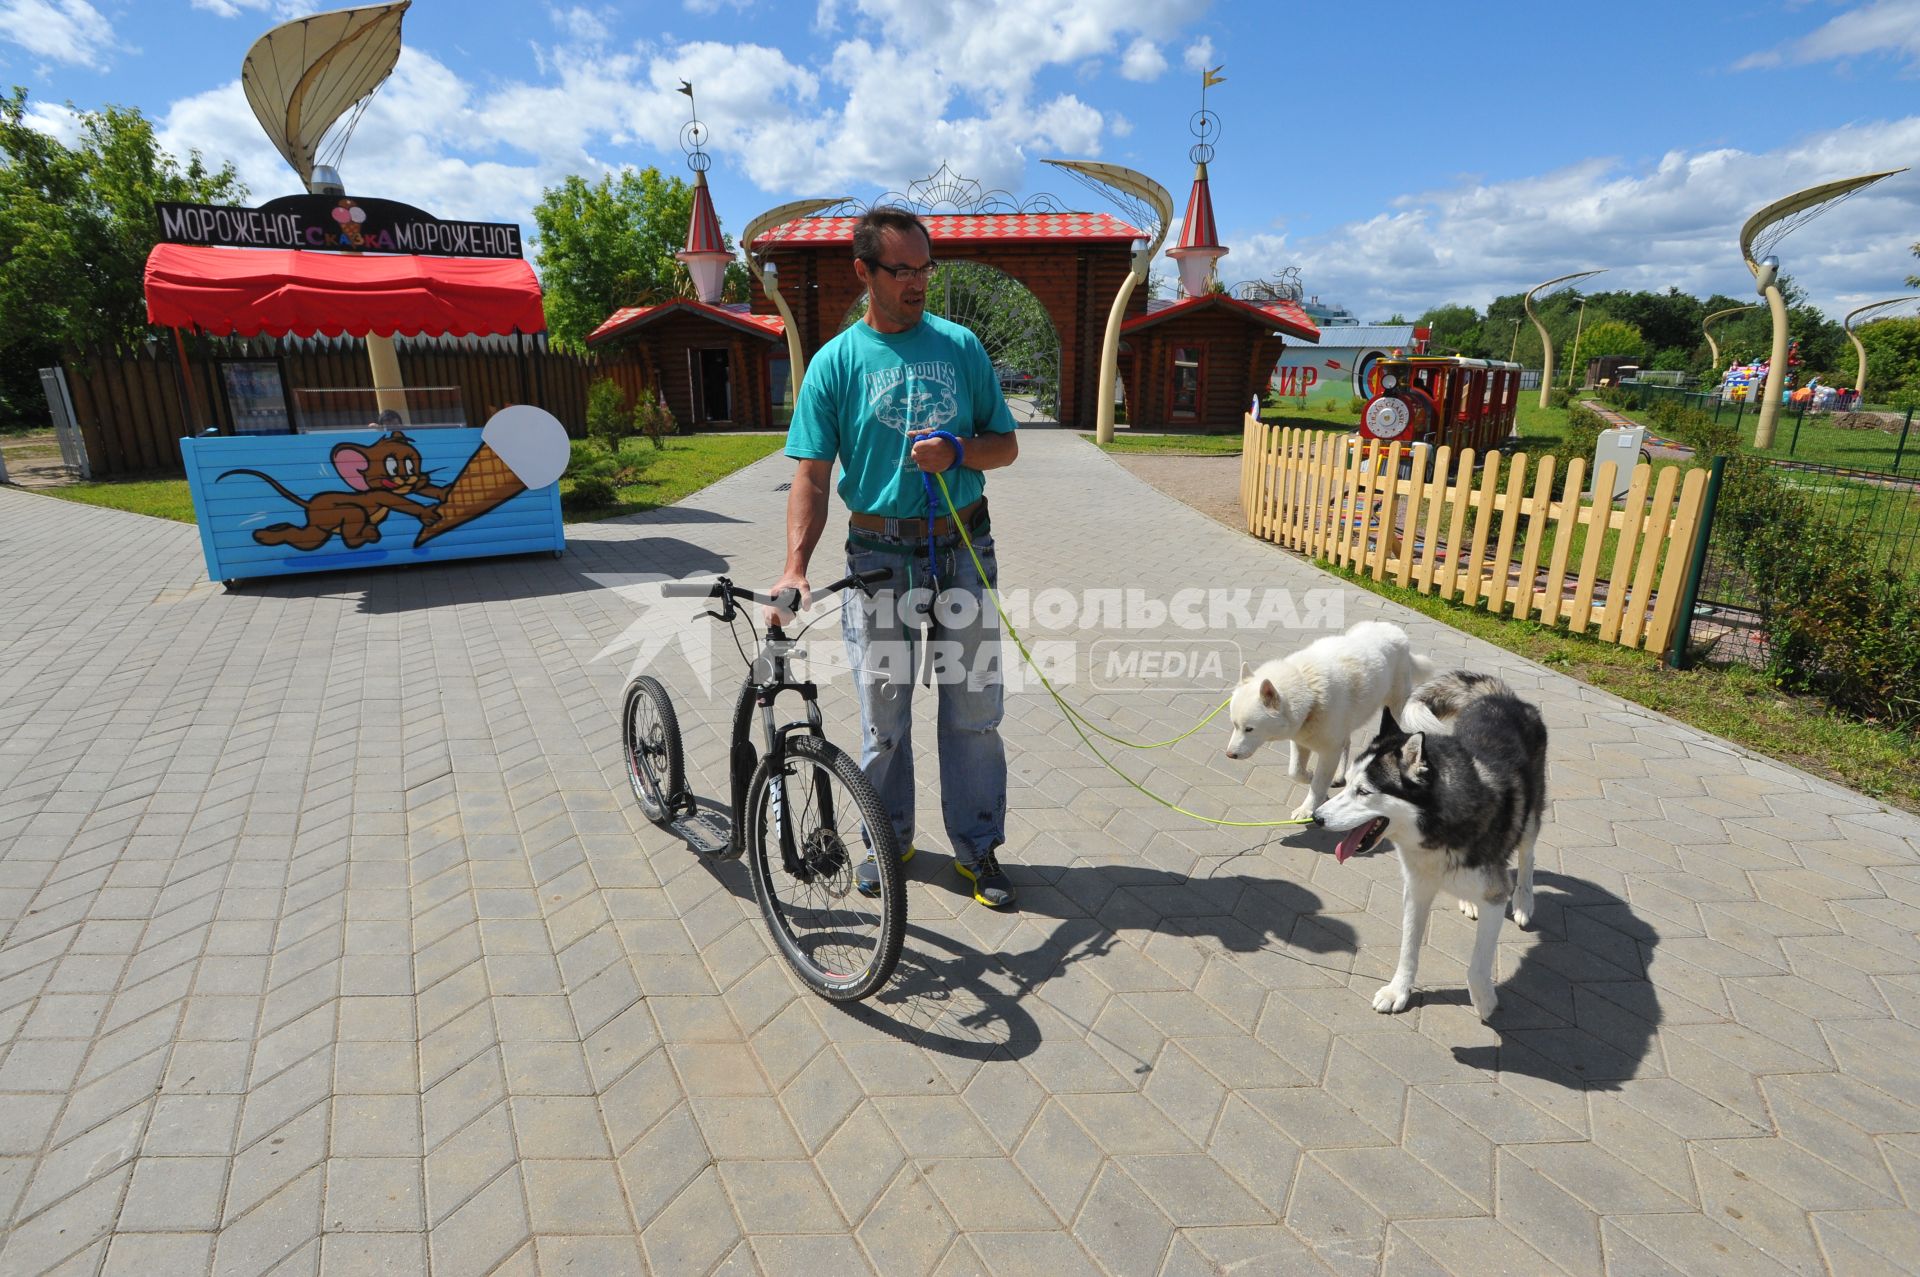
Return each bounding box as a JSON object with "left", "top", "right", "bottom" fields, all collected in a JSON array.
[
  {"left": 0, "top": 0, "right": 115, "bottom": 69},
  {"left": 150, "top": 1, "right": 1219, "bottom": 267},
  {"left": 1738, "top": 0, "right": 1920, "bottom": 72},
  {"left": 23, "top": 96, "right": 83, "bottom": 145},
  {"left": 186, "top": 0, "right": 311, "bottom": 19},
  {"left": 1120, "top": 37, "right": 1166, "bottom": 81},
  {"left": 1217, "top": 117, "right": 1920, "bottom": 324},
  {"left": 1182, "top": 35, "right": 1214, "bottom": 72},
  {"left": 551, "top": 5, "right": 611, "bottom": 42}
]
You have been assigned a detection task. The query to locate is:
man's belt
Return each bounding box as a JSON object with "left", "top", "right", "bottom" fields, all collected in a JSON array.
[{"left": 848, "top": 497, "right": 986, "bottom": 540}]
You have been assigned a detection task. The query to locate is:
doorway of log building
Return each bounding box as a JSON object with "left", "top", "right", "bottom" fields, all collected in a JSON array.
[{"left": 690, "top": 348, "right": 732, "bottom": 424}]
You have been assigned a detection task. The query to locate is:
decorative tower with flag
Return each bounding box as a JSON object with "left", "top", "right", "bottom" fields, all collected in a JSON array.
[
  {"left": 675, "top": 82, "right": 732, "bottom": 304},
  {"left": 1166, "top": 66, "right": 1228, "bottom": 299}
]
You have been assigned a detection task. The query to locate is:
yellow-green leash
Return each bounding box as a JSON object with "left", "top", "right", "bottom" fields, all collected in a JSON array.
[{"left": 932, "top": 469, "right": 1311, "bottom": 829}]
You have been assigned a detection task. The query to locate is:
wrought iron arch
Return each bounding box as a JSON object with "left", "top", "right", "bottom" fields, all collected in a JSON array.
[
  {"left": 839, "top": 258, "right": 1063, "bottom": 423},
  {"left": 820, "top": 162, "right": 1072, "bottom": 218}
]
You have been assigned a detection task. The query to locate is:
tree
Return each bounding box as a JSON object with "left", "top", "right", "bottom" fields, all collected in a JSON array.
[
  {"left": 1575, "top": 319, "right": 1647, "bottom": 365},
  {"left": 1417, "top": 303, "right": 1484, "bottom": 357},
  {"left": 530, "top": 167, "right": 748, "bottom": 352},
  {"left": 1854, "top": 316, "right": 1920, "bottom": 401},
  {"left": 1, "top": 88, "right": 245, "bottom": 421}
]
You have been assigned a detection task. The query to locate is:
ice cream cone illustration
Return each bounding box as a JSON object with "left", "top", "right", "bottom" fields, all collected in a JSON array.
[{"left": 416, "top": 406, "right": 569, "bottom": 546}]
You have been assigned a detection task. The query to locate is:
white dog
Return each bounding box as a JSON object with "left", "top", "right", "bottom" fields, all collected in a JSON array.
[{"left": 1224, "top": 620, "right": 1430, "bottom": 821}]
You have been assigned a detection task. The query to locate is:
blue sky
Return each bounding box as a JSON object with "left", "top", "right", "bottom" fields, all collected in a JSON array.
[{"left": 6, "top": 0, "right": 1918, "bottom": 322}]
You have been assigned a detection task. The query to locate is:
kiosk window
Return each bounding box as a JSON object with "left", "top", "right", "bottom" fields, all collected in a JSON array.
[{"left": 219, "top": 360, "right": 293, "bottom": 434}]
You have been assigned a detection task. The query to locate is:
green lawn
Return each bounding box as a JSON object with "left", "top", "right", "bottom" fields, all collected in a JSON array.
[
  {"left": 34, "top": 434, "right": 789, "bottom": 526},
  {"left": 1088, "top": 432, "right": 1246, "bottom": 456},
  {"left": 1607, "top": 392, "right": 1916, "bottom": 473},
  {"left": 1321, "top": 559, "right": 1920, "bottom": 812},
  {"left": 37, "top": 474, "right": 199, "bottom": 523},
  {"left": 560, "top": 434, "right": 787, "bottom": 520}
]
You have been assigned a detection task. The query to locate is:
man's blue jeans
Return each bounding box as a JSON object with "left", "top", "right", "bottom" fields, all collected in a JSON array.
[{"left": 840, "top": 525, "right": 1007, "bottom": 867}]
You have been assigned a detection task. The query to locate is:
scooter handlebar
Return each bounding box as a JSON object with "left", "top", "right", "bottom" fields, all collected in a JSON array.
[{"left": 659, "top": 567, "right": 890, "bottom": 611}]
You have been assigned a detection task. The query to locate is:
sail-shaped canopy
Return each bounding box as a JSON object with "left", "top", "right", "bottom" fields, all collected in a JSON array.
[{"left": 241, "top": 1, "right": 409, "bottom": 185}]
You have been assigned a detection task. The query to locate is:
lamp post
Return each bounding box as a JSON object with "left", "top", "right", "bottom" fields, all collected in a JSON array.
[
  {"left": 1508, "top": 317, "right": 1522, "bottom": 363},
  {"left": 1843, "top": 296, "right": 1920, "bottom": 401},
  {"left": 1565, "top": 297, "right": 1590, "bottom": 390},
  {"left": 1524, "top": 269, "right": 1605, "bottom": 408},
  {"left": 1702, "top": 304, "right": 1757, "bottom": 372},
  {"left": 762, "top": 259, "right": 808, "bottom": 418},
  {"left": 1095, "top": 236, "right": 1151, "bottom": 443},
  {"left": 740, "top": 196, "right": 847, "bottom": 400},
  {"left": 1738, "top": 168, "right": 1906, "bottom": 448}
]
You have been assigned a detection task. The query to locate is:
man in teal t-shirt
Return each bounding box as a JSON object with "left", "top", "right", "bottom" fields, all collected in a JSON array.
[{"left": 771, "top": 206, "right": 1021, "bottom": 907}]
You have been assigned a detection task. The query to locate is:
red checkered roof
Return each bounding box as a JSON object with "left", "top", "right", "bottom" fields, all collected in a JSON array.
[
  {"left": 751, "top": 211, "right": 1144, "bottom": 249},
  {"left": 684, "top": 171, "right": 727, "bottom": 256},
  {"left": 587, "top": 298, "right": 784, "bottom": 345},
  {"left": 1121, "top": 293, "right": 1320, "bottom": 343}
]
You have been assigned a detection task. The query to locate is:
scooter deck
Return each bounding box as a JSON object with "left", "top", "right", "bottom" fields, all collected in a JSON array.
[{"left": 670, "top": 805, "right": 735, "bottom": 859}]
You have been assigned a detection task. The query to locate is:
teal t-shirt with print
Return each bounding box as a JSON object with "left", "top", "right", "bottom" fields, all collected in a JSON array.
[{"left": 785, "top": 313, "right": 1017, "bottom": 518}]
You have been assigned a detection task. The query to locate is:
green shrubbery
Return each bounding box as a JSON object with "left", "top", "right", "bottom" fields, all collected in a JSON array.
[
  {"left": 562, "top": 437, "right": 656, "bottom": 514},
  {"left": 586, "top": 377, "right": 631, "bottom": 449},
  {"left": 634, "top": 394, "right": 679, "bottom": 449},
  {"left": 1656, "top": 399, "right": 1920, "bottom": 728}
]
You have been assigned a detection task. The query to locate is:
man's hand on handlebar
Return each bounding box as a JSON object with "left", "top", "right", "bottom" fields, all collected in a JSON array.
[{"left": 763, "top": 573, "right": 809, "bottom": 627}]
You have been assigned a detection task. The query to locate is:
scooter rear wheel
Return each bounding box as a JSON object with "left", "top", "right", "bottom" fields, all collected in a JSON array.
[{"left": 621, "top": 676, "right": 685, "bottom": 827}]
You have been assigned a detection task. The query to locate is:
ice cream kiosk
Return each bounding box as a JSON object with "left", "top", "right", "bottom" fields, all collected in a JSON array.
[
  {"left": 143, "top": 0, "right": 566, "bottom": 586},
  {"left": 146, "top": 203, "right": 568, "bottom": 586}
]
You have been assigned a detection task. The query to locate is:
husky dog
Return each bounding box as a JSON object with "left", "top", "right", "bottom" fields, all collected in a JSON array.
[
  {"left": 1312, "top": 672, "right": 1547, "bottom": 1022},
  {"left": 1224, "top": 621, "right": 1431, "bottom": 822}
]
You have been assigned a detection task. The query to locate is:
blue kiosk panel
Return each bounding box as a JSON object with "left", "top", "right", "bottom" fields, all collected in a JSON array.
[{"left": 181, "top": 427, "right": 565, "bottom": 583}]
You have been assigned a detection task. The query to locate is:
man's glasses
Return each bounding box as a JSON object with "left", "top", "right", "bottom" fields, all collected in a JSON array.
[{"left": 865, "top": 259, "right": 938, "bottom": 283}]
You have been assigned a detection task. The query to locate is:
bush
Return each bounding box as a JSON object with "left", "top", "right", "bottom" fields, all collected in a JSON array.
[
  {"left": 634, "top": 395, "right": 678, "bottom": 449},
  {"left": 586, "top": 378, "right": 632, "bottom": 448},
  {"left": 1699, "top": 446, "right": 1920, "bottom": 728},
  {"left": 564, "top": 475, "right": 617, "bottom": 512},
  {"left": 1348, "top": 396, "right": 1368, "bottom": 416},
  {"left": 1547, "top": 386, "right": 1572, "bottom": 409}
]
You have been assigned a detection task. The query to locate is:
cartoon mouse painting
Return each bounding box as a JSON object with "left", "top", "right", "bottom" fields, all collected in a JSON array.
[{"left": 219, "top": 431, "right": 444, "bottom": 550}]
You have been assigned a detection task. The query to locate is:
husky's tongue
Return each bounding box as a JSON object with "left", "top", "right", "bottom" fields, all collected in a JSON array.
[{"left": 1335, "top": 819, "right": 1382, "bottom": 863}]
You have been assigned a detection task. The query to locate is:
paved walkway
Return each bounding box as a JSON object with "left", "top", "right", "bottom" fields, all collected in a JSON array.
[{"left": 3, "top": 431, "right": 1920, "bottom": 1276}]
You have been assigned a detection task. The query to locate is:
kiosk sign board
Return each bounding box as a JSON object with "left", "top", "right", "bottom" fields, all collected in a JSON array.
[{"left": 157, "top": 195, "right": 523, "bottom": 259}]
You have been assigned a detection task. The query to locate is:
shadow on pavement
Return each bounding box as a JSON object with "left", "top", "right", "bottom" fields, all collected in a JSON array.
[
  {"left": 1448, "top": 870, "right": 1662, "bottom": 1091},
  {"left": 823, "top": 853, "right": 1361, "bottom": 1063}
]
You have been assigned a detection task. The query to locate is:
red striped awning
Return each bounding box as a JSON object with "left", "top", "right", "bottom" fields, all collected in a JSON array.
[{"left": 144, "top": 243, "right": 546, "bottom": 338}]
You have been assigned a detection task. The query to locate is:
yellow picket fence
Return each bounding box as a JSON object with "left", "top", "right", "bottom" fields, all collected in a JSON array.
[{"left": 1238, "top": 415, "right": 1712, "bottom": 655}]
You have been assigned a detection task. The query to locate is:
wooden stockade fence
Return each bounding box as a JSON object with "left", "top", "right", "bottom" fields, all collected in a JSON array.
[
  {"left": 1239, "top": 415, "right": 1712, "bottom": 656},
  {"left": 57, "top": 338, "right": 601, "bottom": 478}
]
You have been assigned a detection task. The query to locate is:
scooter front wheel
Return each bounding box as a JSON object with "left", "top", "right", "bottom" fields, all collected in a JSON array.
[{"left": 744, "top": 735, "right": 905, "bottom": 1001}]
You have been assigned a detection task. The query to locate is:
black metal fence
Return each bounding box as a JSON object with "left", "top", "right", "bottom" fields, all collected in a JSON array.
[
  {"left": 1615, "top": 382, "right": 1918, "bottom": 475},
  {"left": 1680, "top": 454, "right": 1920, "bottom": 668}
]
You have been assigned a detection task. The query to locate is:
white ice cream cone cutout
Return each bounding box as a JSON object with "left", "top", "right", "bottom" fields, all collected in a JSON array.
[{"left": 415, "top": 406, "right": 570, "bottom": 546}]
